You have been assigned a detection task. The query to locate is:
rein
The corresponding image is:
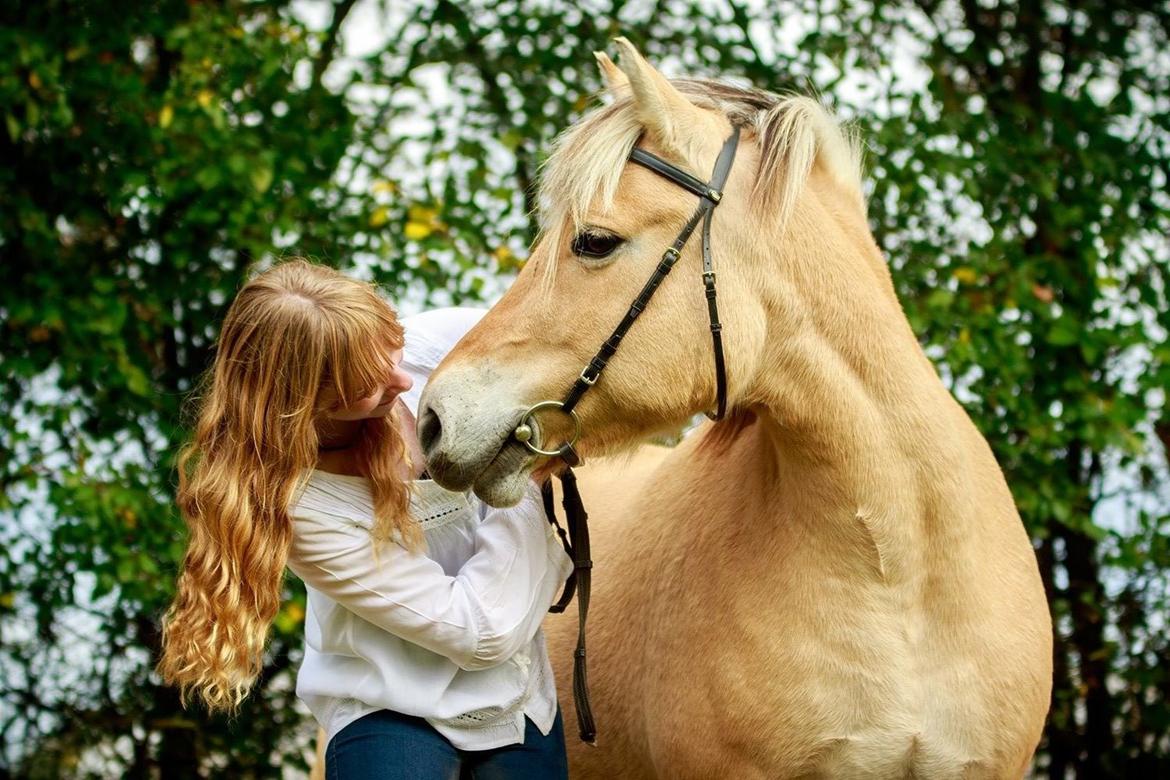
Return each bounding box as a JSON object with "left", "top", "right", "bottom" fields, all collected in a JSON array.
[{"left": 513, "top": 127, "right": 741, "bottom": 745}]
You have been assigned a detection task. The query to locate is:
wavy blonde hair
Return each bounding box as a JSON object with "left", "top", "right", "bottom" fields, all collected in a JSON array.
[{"left": 158, "top": 259, "right": 418, "bottom": 712}]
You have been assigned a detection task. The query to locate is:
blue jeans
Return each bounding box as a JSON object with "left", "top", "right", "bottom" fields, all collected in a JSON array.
[{"left": 325, "top": 708, "right": 569, "bottom": 780}]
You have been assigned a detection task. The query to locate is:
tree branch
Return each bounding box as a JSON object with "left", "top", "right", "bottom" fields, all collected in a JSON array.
[
  {"left": 435, "top": 0, "right": 539, "bottom": 223},
  {"left": 311, "top": 0, "right": 359, "bottom": 91}
]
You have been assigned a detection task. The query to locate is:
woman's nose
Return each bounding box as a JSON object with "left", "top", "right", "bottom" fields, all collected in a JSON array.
[{"left": 392, "top": 368, "right": 413, "bottom": 393}]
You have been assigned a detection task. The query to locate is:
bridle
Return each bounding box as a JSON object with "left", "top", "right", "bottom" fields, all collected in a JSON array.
[
  {"left": 510, "top": 126, "right": 742, "bottom": 744},
  {"left": 514, "top": 126, "right": 741, "bottom": 452}
]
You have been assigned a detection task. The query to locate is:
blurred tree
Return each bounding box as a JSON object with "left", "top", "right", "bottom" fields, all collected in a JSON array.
[
  {"left": 1, "top": 0, "right": 1167, "bottom": 777},
  {"left": 853, "top": 2, "right": 1170, "bottom": 776},
  {"left": 0, "top": 0, "right": 372, "bottom": 776}
]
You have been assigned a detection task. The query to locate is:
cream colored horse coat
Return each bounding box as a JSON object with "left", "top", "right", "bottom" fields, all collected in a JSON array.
[{"left": 327, "top": 40, "right": 1053, "bottom": 780}]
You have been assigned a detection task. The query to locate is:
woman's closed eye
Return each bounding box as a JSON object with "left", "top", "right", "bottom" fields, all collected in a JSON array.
[{"left": 571, "top": 230, "right": 625, "bottom": 261}]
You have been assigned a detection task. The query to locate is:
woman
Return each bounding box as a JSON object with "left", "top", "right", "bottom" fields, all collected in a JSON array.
[{"left": 158, "top": 260, "right": 573, "bottom": 779}]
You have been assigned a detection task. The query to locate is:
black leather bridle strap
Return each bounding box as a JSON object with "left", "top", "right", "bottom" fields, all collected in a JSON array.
[
  {"left": 560, "top": 206, "right": 706, "bottom": 415},
  {"left": 562, "top": 127, "right": 741, "bottom": 419},
  {"left": 536, "top": 127, "right": 741, "bottom": 746},
  {"left": 628, "top": 148, "right": 721, "bottom": 202},
  {"left": 541, "top": 464, "right": 596, "bottom": 743},
  {"left": 557, "top": 468, "right": 593, "bottom": 741},
  {"left": 698, "top": 129, "right": 740, "bottom": 420},
  {"left": 542, "top": 481, "right": 576, "bottom": 611}
]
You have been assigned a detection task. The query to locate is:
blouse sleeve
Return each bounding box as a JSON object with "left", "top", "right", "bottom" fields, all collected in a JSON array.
[{"left": 287, "top": 483, "right": 573, "bottom": 671}]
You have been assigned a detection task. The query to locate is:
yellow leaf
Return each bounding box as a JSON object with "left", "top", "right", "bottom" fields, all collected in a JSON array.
[
  {"left": 407, "top": 205, "right": 438, "bottom": 223},
  {"left": 28, "top": 72, "right": 42, "bottom": 90},
  {"left": 0, "top": 593, "right": 15, "bottom": 609},
  {"left": 404, "top": 221, "right": 432, "bottom": 241},
  {"left": 274, "top": 602, "right": 305, "bottom": 633},
  {"left": 371, "top": 180, "right": 397, "bottom": 194},
  {"left": 368, "top": 206, "right": 389, "bottom": 228},
  {"left": 159, "top": 104, "right": 174, "bottom": 129},
  {"left": 196, "top": 89, "right": 214, "bottom": 108},
  {"left": 250, "top": 165, "right": 273, "bottom": 193},
  {"left": 952, "top": 266, "right": 978, "bottom": 285},
  {"left": 958, "top": 328, "right": 971, "bottom": 345},
  {"left": 493, "top": 245, "right": 522, "bottom": 270}
]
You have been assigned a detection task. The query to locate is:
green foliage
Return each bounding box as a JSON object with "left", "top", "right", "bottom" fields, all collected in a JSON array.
[
  {"left": 1, "top": 0, "right": 1167, "bottom": 777},
  {"left": 1, "top": 0, "right": 366, "bottom": 775},
  {"left": 854, "top": 3, "right": 1170, "bottom": 776}
]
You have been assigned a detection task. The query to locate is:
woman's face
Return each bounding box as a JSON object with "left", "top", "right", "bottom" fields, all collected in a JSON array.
[{"left": 320, "top": 347, "right": 413, "bottom": 421}]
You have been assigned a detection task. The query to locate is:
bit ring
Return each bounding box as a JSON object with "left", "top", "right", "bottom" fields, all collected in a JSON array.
[{"left": 513, "top": 400, "right": 581, "bottom": 457}]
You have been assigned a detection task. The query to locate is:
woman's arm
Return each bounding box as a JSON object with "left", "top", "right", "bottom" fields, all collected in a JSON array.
[{"left": 288, "top": 484, "right": 572, "bottom": 670}]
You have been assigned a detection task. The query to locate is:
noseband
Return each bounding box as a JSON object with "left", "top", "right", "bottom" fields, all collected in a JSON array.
[{"left": 511, "top": 127, "right": 741, "bottom": 744}]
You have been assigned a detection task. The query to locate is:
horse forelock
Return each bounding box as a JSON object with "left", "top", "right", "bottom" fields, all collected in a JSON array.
[
  {"left": 535, "top": 98, "right": 643, "bottom": 286},
  {"left": 534, "top": 79, "right": 865, "bottom": 284}
]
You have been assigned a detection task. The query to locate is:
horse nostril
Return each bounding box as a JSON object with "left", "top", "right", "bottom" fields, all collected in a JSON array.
[{"left": 418, "top": 405, "right": 443, "bottom": 456}]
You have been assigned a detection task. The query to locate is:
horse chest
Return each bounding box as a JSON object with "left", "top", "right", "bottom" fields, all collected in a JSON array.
[
  {"left": 635, "top": 627, "right": 993, "bottom": 780},
  {"left": 623, "top": 517, "right": 995, "bottom": 778},
  {"left": 567, "top": 449, "right": 1039, "bottom": 779}
]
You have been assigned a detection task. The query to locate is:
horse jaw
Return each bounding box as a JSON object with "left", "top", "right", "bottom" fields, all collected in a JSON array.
[{"left": 418, "top": 364, "right": 538, "bottom": 507}]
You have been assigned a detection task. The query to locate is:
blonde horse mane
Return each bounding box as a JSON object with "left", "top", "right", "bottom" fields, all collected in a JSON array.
[{"left": 536, "top": 80, "right": 865, "bottom": 277}]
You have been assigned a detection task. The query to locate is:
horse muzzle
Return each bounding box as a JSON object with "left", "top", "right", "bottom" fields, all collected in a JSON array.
[{"left": 418, "top": 373, "right": 545, "bottom": 507}]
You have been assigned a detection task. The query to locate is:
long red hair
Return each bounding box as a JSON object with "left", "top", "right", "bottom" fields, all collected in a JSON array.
[{"left": 158, "top": 259, "right": 416, "bottom": 711}]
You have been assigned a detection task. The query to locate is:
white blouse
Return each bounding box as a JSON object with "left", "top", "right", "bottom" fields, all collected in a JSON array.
[{"left": 288, "top": 308, "right": 574, "bottom": 750}]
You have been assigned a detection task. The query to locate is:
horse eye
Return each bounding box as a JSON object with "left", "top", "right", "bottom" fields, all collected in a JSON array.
[{"left": 571, "top": 230, "right": 624, "bottom": 260}]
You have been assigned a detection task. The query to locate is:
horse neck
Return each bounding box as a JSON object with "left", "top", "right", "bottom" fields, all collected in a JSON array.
[
  {"left": 748, "top": 186, "right": 964, "bottom": 467},
  {"left": 714, "top": 183, "right": 991, "bottom": 556}
]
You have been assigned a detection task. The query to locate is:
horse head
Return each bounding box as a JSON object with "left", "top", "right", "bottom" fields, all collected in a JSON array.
[{"left": 419, "top": 39, "right": 880, "bottom": 506}]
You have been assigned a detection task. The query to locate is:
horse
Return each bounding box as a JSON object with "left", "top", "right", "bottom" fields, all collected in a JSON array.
[{"left": 417, "top": 39, "right": 1052, "bottom": 779}]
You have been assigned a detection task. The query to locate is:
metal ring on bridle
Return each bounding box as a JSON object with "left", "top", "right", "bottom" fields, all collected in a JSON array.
[{"left": 513, "top": 400, "right": 581, "bottom": 457}]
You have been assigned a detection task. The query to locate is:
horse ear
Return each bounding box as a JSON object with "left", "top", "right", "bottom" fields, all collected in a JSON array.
[
  {"left": 594, "top": 51, "right": 629, "bottom": 96},
  {"left": 612, "top": 37, "right": 707, "bottom": 156}
]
